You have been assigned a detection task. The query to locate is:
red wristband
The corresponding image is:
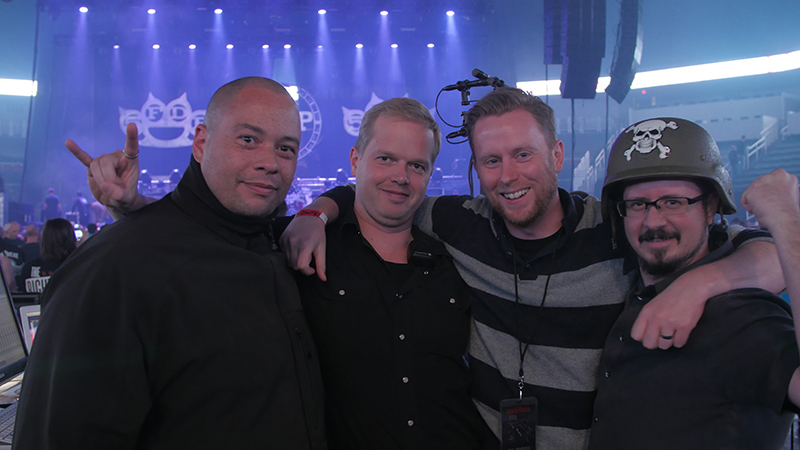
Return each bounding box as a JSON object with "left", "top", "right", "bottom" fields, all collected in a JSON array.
[{"left": 296, "top": 208, "right": 328, "bottom": 224}]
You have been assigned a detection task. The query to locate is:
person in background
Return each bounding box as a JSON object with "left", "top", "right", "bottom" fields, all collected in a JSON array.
[
  {"left": 72, "top": 190, "right": 90, "bottom": 225},
  {"left": 0, "top": 222, "right": 25, "bottom": 273},
  {"left": 90, "top": 200, "right": 112, "bottom": 225},
  {"left": 86, "top": 223, "right": 98, "bottom": 238},
  {"left": 21, "top": 224, "right": 41, "bottom": 262},
  {"left": 728, "top": 144, "right": 741, "bottom": 175},
  {"left": 17, "top": 219, "right": 76, "bottom": 294},
  {"left": 3, "top": 221, "right": 22, "bottom": 246},
  {"left": 41, "top": 187, "right": 62, "bottom": 221}
]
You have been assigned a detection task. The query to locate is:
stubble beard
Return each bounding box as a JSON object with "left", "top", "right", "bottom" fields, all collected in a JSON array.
[
  {"left": 637, "top": 227, "right": 709, "bottom": 280},
  {"left": 494, "top": 171, "right": 559, "bottom": 231}
]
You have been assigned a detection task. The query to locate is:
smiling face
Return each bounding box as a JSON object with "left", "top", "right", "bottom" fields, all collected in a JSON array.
[
  {"left": 350, "top": 115, "right": 435, "bottom": 231},
  {"left": 192, "top": 84, "right": 300, "bottom": 218},
  {"left": 622, "top": 179, "right": 716, "bottom": 284},
  {"left": 471, "top": 108, "right": 565, "bottom": 239}
]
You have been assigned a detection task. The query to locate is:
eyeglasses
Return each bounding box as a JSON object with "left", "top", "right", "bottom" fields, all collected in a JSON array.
[{"left": 616, "top": 193, "right": 707, "bottom": 218}]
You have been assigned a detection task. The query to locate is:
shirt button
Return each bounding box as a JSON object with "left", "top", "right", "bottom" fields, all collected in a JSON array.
[
  {"left": 338, "top": 289, "right": 345, "bottom": 296},
  {"left": 423, "top": 271, "right": 429, "bottom": 275},
  {"left": 636, "top": 296, "right": 643, "bottom": 301},
  {"left": 399, "top": 334, "right": 405, "bottom": 340},
  {"left": 594, "top": 417, "right": 599, "bottom": 423},
  {"left": 449, "top": 298, "right": 456, "bottom": 304},
  {"left": 407, "top": 420, "right": 414, "bottom": 427},
  {"left": 402, "top": 377, "right": 409, "bottom": 383},
  {"left": 604, "top": 372, "right": 610, "bottom": 378},
  {"left": 619, "top": 335, "right": 624, "bottom": 342},
  {"left": 396, "top": 293, "right": 403, "bottom": 299}
]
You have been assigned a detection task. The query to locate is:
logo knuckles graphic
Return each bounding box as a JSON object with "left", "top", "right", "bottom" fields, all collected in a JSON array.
[{"left": 119, "top": 93, "right": 206, "bottom": 148}]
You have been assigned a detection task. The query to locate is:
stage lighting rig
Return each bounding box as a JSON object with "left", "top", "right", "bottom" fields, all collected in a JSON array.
[{"left": 436, "top": 68, "right": 505, "bottom": 144}]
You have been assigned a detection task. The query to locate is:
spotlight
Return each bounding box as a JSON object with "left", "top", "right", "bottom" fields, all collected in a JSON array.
[
  {"left": 214, "top": 8, "right": 222, "bottom": 14},
  {"left": 380, "top": 10, "right": 388, "bottom": 16},
  {"left": 284, "top": 44, "right": 291, "bottom": 49},
  {"left": 147, "top": 8, "right": 155, "bottom": 14},
  {"left": 355, "top": 43, "right": 363, "bottom": 49},
  {"left": 262, "top": 44, "right": 269, "bottom": 49},
  {"left": 317, "top": 45, "right": 323, "bottom": 49},
  {"left": 113, "top": 44, "right": 119, "bottom": 49},
  {"left": 152, "top": 44, "right": 160, "bottom": 49},
  {"left": 427, "top": 43, "right": 435, "bottom": 48},
  {"left": 391, "top": 43, "right": 398, "bottom": 48},
  {"left": 189, "top": 44, "right": 196, "bottom": 49},
  {"left": 446, "top": 10, "right": 455, "bottom": 16},
  {"left": 285, "top": 85, "right": 300, "bottom": 101},
  {"left": 318, "top": 9, "right": 326, "bottom": 15},
  {"left": 79, "top": 6, "right": 88, "bottom": 13},
  {"left": 226, "top": 44, "right": 234, "bottom": 49}
]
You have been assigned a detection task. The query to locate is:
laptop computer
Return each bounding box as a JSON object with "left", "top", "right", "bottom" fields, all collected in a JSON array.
[{"left": 0, "top": 269, "right": 30, "bottom": 445}]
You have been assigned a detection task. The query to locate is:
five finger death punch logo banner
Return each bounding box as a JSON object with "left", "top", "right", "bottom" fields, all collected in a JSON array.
[
  {"left": 118, "top": 93, "right": 205, "bottom": 148},
  {"left": 118, "top": 86, "right": 322, "bottom": 160}
]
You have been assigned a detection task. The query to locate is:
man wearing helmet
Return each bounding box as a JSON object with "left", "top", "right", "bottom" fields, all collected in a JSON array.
[{"left": 589, "top": 118, "right": 799, "bottom": 449}]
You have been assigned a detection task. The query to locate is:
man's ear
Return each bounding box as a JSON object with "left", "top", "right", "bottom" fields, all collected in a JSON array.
[
  {"left": 349, "top": 146, "right": 360, "bottom": 177},
  {"left": 192, "top": 124, "right": 208, "bottom": 164},
  {"left": 553, "top": 140, "right": 565, "bottom": 173},
  {"left": 708, "top": 194, "right": 721, "bottom": 225}
]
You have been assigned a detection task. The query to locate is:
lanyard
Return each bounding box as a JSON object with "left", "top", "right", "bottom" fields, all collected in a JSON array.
[{"left": 511, "top": 239, "right": 556, "bottom": 400}]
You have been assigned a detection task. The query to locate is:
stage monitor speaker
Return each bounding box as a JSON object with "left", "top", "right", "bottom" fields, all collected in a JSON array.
[
  {"left": 606, "top": 0, "right": 643, "bottom": 103},
  {"left": 543, "top": 0, "right": 563, "bottom": 65},
  {"left": 559, "top": 0, "right": 606, "bottom": 99}
]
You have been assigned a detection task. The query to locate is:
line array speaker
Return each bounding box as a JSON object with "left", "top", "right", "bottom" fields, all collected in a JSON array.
[
  {"left": 559, "top": 0, "right": 606, "bottom": 99},
  {"left": 606, "top": 0, "right": 643, "bottom": 103},
  {"left": 543, "top": 0, "right": 563, "bottom": 65}
]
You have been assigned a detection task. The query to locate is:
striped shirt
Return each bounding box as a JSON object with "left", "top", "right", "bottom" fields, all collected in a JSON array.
[{"left": 415, "top": 189, "right": 637, "bottom": 449}]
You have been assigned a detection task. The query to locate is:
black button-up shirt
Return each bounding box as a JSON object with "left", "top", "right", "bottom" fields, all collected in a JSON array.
[
  {"left": 293, "top": 207, "right": 485, "bottom": 450},
  {"left": 589, "top": 238, "right": 800, "bottom": 450}
]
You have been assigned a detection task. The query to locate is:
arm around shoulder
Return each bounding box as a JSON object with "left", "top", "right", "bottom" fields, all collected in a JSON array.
[{"left": 278, "top": 195, "right": 341, "bottom": 281}]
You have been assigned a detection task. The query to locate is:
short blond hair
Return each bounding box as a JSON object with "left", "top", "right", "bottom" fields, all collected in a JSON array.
[{"left": 354, "top": 98, "right": 441, "bottom": 162}]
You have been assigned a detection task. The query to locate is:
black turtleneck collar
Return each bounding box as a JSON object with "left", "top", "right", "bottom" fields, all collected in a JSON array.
[{"left": 170, "top": 157, "right": 276, "bottom": 255}]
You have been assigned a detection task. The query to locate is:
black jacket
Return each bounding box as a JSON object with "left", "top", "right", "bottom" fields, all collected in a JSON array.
[{"left": 14, "top": 159, "right": 326, "bottom": 450}]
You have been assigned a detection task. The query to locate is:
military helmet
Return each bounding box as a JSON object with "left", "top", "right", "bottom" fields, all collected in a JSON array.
[{"left": 601, "top": 117, "right": 736, "bottom": 218}]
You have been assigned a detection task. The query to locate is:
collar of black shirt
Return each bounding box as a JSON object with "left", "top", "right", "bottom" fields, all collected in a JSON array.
[{"left": 336, "top": 205, "right": 451, "bottom": 264}]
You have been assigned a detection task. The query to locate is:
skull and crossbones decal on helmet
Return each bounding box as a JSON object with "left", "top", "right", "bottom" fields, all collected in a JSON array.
[{"left": 623, "top": 119, "right": 679, "bottom": 161}]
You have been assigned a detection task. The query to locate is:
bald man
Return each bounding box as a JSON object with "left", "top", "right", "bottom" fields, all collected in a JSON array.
[{"left": 13, "top": 77, "right": 326, "bottom": 450}]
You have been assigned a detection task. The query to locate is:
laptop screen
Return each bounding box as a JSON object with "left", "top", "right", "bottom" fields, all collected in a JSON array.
[
  {"left": 18, "top": 306, "right": 39, "bottom": 354},
  {"left": 0, "top": 269, "right": 27, "bottom": 384}
]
